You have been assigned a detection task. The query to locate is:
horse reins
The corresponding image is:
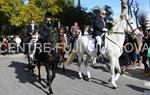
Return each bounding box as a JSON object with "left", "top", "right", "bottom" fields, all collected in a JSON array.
[
  {"left": 105, "top": 17, "right": 138, "bottom": 52},
  {"left": 106, "top": 36, "right": 122, "bottom": 50}
]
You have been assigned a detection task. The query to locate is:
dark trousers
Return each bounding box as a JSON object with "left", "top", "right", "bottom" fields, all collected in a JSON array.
[{"left": 142, "top": 56, "right": 149, "bottom": 71}]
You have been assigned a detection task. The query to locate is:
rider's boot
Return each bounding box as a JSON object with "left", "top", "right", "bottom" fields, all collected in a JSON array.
[{"left": 97, "top": 45, "right": 100, "bottom": 57}]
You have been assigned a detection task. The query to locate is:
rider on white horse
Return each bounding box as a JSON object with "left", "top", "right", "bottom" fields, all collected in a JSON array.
[{"left": 93, "top": 9, "right": 108, "bottom": 56}]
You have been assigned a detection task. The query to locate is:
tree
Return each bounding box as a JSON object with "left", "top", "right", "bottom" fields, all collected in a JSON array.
[
  {"left": 0, "top": 0, "right": 24, "bottom": 35},
  {"left": 0, "top": 0, "right": 65, "bottom": 35},
  {"left": 121, "top": 0, "right": 127, "bottom": 17},
  {"left": 103, "top": 5, "right": 113, "bottom": 21}
]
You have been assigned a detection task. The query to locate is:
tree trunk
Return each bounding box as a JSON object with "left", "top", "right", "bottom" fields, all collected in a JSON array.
[{"left": 121, "top": 0, "right": 127, "bottom": 17}]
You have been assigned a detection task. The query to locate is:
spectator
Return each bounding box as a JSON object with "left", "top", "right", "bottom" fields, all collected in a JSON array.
[
  {"left": 14, "top": 35, "right": 21, "bottom": 54},
  {"left": 1, "top": 37, "right": 8, "bottom": 55},
  {"left": 70, "top": 22, "right": 80, "bottom": 38},
  {"left": 141, "top": 29, "right": 150, "bottom": 73},
  {"left": 70, "top": 22, "right": 80, "bottom": 52}
]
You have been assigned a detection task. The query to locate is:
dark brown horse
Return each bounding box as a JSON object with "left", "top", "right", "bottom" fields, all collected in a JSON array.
[
  {"left": 38, "top": 28, "right": 60, "bottom": 95},
  {"left": 26, "top": 28, "right": 60, "bottom": 95},
  {"left": 58, "top": 27, "right": 67, "bottom": 72}
]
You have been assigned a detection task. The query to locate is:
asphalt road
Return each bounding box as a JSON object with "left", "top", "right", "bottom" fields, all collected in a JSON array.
[{"left": 0, "top": 54, "right": 149, "bottom": 95}]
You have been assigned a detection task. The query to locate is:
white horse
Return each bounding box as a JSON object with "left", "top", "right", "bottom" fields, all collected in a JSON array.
[{"left": 75, "top": 16, "right": 139, "bottom": 89}]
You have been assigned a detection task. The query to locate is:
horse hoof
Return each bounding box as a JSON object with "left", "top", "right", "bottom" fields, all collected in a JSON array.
[
  {"left": 79, "top": 77, "right": 83, "bottom": 80},
  {"left": 87, "top": 78, "right": 91, "bottom": 82},
  {"left": 50, "top": 91, "right": 53, "bottom": 95},
  {"left": 62, "top": 68, "right": 66, "bottom": 73},
  {"left": 38, "top": 77, "right": 41, "bottom": 81},
  {"left": 108, "top": 78, "right": 111, "bottom": 82},
  {"left": 63, "top": 70, "right": 66, "bottom": 73},
  {"left": 112, "top": 86, "right": 118, "bottom": 89},
  {"left": 47, "top": 82, "right": 49, "bottom": 87},
  {"left": 49, "top": 88, "right": 53, "bottom": 95}
]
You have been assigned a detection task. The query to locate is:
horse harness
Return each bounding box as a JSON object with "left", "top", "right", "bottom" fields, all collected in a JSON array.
[{"left": 105, "top": 17, "right": 137, "bottom": 51}]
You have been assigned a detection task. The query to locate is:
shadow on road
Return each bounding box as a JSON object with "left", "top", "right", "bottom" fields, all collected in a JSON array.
[
  {"left": 90, "top": 64, "right": 109, "bottom": 73},
  {"left": 126, "top": 84, "right": 150, "bottom": 93},
  {"left": 8, "top": 61, "right": 49, "bottom": 95},
  {"left": 91, "top": 77, "right": 115, "bottom": 89},
  {"left": 90, "top": 62, "right": 150, "bottom": 82},
  {"left": 126, "top": 68, "right": 150, "bottom": 81},
  {"left": 56, "top": 67, "right": 80, "bottom": 80}
]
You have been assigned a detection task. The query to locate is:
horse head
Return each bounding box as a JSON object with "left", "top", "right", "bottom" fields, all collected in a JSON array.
[
  {"left": 31, "top": 32, "right": 40, "bottom": 43},
  {"left": 110, "top": 15, "right": 139, "bottom": 37},
  {"left": 84, "top": 25, "right": 93, "bottom": 35}
]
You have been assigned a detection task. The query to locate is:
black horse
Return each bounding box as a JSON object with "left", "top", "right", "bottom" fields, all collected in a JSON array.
[
  {"left": 26, "top": 28, "right": 60, "bottom": 95},
  {"left": 38, "top": 29, "right": 60, "bottom": 95}
]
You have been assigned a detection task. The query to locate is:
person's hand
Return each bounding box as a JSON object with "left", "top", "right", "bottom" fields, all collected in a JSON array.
[
  {"left": 103, "top": 28, "right": 108, "bottom": 31},
  {"left": 29, "top": 32, "right": 33, "bottom": 35},
  {"left": 77, "top": 30, "right": 81, "bottom": 33}
]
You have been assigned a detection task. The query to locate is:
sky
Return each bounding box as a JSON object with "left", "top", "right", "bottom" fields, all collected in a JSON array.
[
  {"left": 23, "top": 0, "right": 150, "bottom": 18},
  {"left": 24, "top": 0, "right": 29, "bottom": 5},
  {"left": 74, "top": 0, "right": 150, "bottom": 18}
]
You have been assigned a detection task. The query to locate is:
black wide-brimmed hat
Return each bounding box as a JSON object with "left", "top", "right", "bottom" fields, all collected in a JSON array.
[{"left": 45, "top": 12, "right": 53, "bottom": 18}]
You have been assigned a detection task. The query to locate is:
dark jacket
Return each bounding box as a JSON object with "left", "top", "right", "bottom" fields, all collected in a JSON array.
[
  {"left": 40, "top": 20, "right": 57, "bottom": 37},
  {"left": 27, "top": 24, "right": 39, "bottom": 35},
  {"left": 93, "top": 15, "right": 106, "bottom": 37},
  {"left": 39, "top": 20, "right": 58, "bottom": 43}
]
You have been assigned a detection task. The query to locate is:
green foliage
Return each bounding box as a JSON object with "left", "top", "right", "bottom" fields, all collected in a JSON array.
[
  {"left": 0, "top": 0, "right": 64, "bottom": 35},
  {"left": 0, "top": 0, "right": 114, "bottom": 36},
  {"left": 103, "top": 5, "right": 113, "bottom": 21}
]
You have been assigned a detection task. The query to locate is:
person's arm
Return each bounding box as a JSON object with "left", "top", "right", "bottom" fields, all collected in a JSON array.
[
  {"left": 35, "top": 24, "right": 39, "bottom": 33},
  {"left": 27, "top": 25, "right": 32, "bottom": 35},
  {"left": 70, "top": 26, "right": 74, "bottom": 33},
  {"left": 39, "top": 23, "right": 47, "bottom": 37}
]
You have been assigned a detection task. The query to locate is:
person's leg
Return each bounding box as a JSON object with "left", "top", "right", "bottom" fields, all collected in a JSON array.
[
  {"left": 95, "top": 36, "right": 102, "bottom": 56},
  {"left": 142, "top": 56, "right": 148, "bottom": 72},
  {"left": 148, "top": 57, "right": 150, "bottom": 68},
  {"left": 137, "top": 54, "right": 142, "bottom": 66},
  {"left": 101, "top": 34, "right": 105, "bottom": 47},
  {"left": 132, "top": 53, "right": 137, "bottom": 67},
  {"left": 95, "top": 36, "right": 102, "bottom": 46}
]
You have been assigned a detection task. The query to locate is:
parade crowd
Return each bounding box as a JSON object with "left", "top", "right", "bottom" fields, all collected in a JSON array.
[{"left": 0, "top": 10, "right": 150, "bottom": 75}]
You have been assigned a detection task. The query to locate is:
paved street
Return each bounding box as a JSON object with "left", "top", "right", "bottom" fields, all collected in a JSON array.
[{"left": 0, "top": 54, "right": 149, "bottom": 95}]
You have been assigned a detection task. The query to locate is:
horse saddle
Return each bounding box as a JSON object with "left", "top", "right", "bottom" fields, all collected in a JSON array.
[
  {"left": 87, "top": 38, "right": 96, "bottom": 53},
  {"left": 87, "top": 37, "right": 105, "bottom": 54}
]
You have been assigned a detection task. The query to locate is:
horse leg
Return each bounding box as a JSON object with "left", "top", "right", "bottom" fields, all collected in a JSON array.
[
  {"left": 62, "top": 62, "right": 66, "bottom": 72},
  {"left": 37, "top": 60, "right": 41, "bottom": 82},
  {"left": 27, "top": 54, "right": 35, "bottom": 73},
  {"left": 78, "top": 54, "right": 83, "bottom": 79},
  {"left": 45, "top": 63, "right": 53, "bottom": 94},
  {"left": 115, "top": 59, "right": 121, "bottom": 81},
  {"left": 84, "top": 55, "right": 91, "bottom": 81},
  {"left": 62, "top": 52, "right": 66, "bottom": 72},
  {"left": 91, "top": 57, "right": 97, "bottom": 65},
  {"left": 51, "top": 62, "right": 57, "bottom": 83},
  {"left": 110, "top": 57, "right": 118, "bottom": 89},
  {"left": 27, "top": 54, "right": 31, "bottom": 65}
]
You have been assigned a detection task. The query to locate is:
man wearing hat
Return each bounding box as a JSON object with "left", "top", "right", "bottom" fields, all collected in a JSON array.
[
  {"left": 93, "top": 9, "right": 108, "bottom": 56},
  {"left": 40, "top": 12, "right": 58, "bottom": 43}
]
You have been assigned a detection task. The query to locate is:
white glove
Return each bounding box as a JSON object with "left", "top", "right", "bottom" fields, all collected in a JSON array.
[{"left": 103, "top": 28, "right": 108, "bottom": 32}]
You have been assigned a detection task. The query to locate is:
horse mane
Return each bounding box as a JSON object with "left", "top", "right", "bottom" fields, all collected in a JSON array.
[{"left": 111, "top": 17, "right": 125, "bottom": 32}]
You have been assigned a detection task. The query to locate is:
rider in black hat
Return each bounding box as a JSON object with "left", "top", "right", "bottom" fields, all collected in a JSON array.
[{"left": 39, "top": 12, "right": 58, "bottom": 43}]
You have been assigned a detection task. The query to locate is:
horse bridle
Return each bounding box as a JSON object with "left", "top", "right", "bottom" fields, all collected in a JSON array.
[
  {"left": 125, "top": 18, "right": 138, "bottom": 34},
  {"left": 110, "top": 17, "right": 137, "bottom": 35},
  {"left": 106, "top": 17, "right": 137, "bottom": 51}
]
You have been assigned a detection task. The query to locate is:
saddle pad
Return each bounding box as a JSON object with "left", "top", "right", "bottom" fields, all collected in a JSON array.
[{"left": 87, "top": 39, "right": 96, "bottom": 53}]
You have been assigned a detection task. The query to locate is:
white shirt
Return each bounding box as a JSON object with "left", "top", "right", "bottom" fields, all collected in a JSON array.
[
  {"left": 15, "top": 37, "right": 21, "bottom": 46},
  {"left": 31, "top": 24, "right": 35, "bottom": 31}
]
